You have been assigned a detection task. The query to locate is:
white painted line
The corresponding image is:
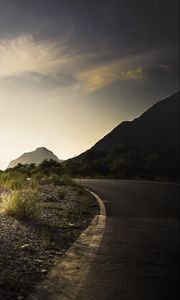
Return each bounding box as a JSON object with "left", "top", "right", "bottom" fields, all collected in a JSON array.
[
  {"left": 28, "top": 189, "right": 106, "bottom": 300},
  {"left": 85, "top": 188, "right": 106, "bottom": 217}
]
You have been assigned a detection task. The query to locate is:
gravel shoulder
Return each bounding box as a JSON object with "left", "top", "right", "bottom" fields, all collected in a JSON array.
[{"left": 0, "top": 184, "right": 99, "bottom": 300}]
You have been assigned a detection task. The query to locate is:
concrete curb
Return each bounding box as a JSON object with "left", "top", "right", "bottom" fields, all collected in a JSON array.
[{"left": 28, "top": 189, "right": 106, "bottom": 300}]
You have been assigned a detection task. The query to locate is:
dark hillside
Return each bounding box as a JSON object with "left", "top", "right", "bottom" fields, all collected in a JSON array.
[{"left": 65, "top": 92, "right": 179, "bottom": 179}]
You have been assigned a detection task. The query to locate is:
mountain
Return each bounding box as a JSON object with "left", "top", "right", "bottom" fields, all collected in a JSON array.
[
  {"left": 93, "top": 91, "right": 179, "bottom": 157},
  {"left": 8, "top": 147, "right": 62, "bottom": 169},
  {"left": 66, "top": 92, "right": 179, "bottom": 178}
]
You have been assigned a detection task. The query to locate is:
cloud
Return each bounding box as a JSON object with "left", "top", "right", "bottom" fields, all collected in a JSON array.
[
  {"left": 158, "top": 64, "right": 170, "bottom": 72},
  {"left": 77, "top": 63, "right": 143, "bottom": 92},
  {"left": 0, "top": 34, "right": 76, "bottom": 79},
  {"left": 1, "top": 34, "right": 170, "bottom": 94},
  {"left": 121, "top": 67, "right": 143, "bottom": 80}
]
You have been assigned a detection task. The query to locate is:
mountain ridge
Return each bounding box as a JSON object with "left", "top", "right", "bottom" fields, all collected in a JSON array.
[
  {"left": 66, "top": 91, "right": 179, "bottom": 178},
  {"left": 93, "top": 92, "right": 179, "bottom": 151},
  {"left": 72, "top": 92, "right": 179, "bottom": 158}
]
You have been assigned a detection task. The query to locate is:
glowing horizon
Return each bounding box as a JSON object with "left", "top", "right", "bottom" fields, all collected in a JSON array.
[{"left": 0, "top": 0, "right": 179, "bottom": 170}]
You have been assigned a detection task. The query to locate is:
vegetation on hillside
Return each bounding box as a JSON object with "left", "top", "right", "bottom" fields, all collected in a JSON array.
[
  {"left": 64, "top": 146, "right": 179, "bottom": 180},
  {"left": 0, "top": 159, "right": 72, "bottom": 190},
  {"left": 0, "top": 140, "right": 179, "bottom": 191},
  {"left": 64, "top": 92, "right": 179, "bottom": 181}
]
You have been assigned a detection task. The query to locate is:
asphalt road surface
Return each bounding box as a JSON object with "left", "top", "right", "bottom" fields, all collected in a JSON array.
[{"left": 76, "top": 179, "right": 180, "bottom": 300}]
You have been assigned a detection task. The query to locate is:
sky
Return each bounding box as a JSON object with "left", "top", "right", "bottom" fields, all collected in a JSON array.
[{"left": 0, "top": 0, "right": 179, "bottom": 169}]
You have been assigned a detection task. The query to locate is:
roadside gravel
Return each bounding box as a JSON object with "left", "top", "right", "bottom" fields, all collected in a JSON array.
[{"left": 0, "top": 184, "right": 99, "bottom": 300}]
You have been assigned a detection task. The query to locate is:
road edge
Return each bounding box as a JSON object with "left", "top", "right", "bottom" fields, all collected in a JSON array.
[{"left": 28, "top": 189, "right": 106, "bottom": 300}]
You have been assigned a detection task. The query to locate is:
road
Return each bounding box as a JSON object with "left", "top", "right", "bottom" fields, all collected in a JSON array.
[{"left": 76, "top": 179, "right": 180, "bottom": 300}]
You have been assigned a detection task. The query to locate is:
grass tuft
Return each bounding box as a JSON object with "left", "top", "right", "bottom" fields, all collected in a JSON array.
[
  {"left": 0, "top": 171, "right": 26, "bottom": 190},
  {"left": 2, "top": 188, "right": 39, "bottom": 220}
]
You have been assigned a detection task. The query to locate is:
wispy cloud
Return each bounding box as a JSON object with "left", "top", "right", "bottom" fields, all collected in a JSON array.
[
  {"left": 1, "top": 34, "right": 170, "bottom": 94},
  {"left": 158, "top": 64, "right": 170, "bottom": 72},
  {"left": 0, "top": 34, "right": 74, "bottom": 79},
  {"left": 121, "top": 67, "right": 143, "bottom": 80},
  {"left": 77, "top": 63, "right": 143, "bottom": 92}
]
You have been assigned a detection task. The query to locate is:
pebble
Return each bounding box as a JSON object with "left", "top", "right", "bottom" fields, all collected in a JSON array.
[
  {"left": 34, "top": 259, "right": 43, "bottom": 263},
  {"left": 21, "top": 244, "right": 31, "bottom": 250},
  {"left": 55, "top": 251, "right": 63, "bottom": 255},
  {"left": 17, "top": 296, "right": 24, "bottom": 300}
]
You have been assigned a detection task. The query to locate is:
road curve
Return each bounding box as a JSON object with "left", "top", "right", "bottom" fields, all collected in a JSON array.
[{"left": 76, "top": 179, "right": 180, "bottom": 300}]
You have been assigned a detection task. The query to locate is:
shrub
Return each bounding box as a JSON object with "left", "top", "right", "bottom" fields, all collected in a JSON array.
[
  {"left": 7, "top": 178, "right": 25, "bottom": 190},
  {"left": 28, "top": 178, "right": 39, "bottom": 189},
  {"left": 51, "top": 174, "right": 62, "bottom": 185},
  {"left": 0, "top": 270, "right": 19, "bottom": 289},
  {"left": 73, "top": 185, "right": 85, "bottom": 196},
  {"left": 0, "top": 172, "right": 26, "bottom": 190},
  {"left": 50, "top": 174, "right": 73, "bottom": 186},
  {"left": 58, "top": 175, "right": 73, "bottom": 186},
  {"left": 58, "top": 190, "right": 65, "bottom": 200},
  {"left": 40, "top": 229, "right": 54, "bottom": 249},
  {"left": 31, "top": 172, "right": 43, "bottom": 183},
  {"left": 2, "top": 188, "right": 39, "bottom": 220}
]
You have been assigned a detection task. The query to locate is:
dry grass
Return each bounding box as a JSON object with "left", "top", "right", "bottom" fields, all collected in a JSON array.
[{"left": 2, "top": 188, "right": 39, "bottom": 220}]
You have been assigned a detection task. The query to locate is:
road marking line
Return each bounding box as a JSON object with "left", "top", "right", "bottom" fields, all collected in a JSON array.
[{"left": 28, "top": 189, "right": 106, "bottom": 300}]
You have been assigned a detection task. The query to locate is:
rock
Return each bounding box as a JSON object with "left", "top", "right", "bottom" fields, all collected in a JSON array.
[
  {"left": 41, "top": 269, "right": 47, "bottom": 274},
  {"left": 68, "top": 223, "right": 81, "bottom": 229},
  {"left": 34, "top": 259, "right": 42, "bottom": 264},
  {"left": 26, "top": 178, "right": 32, "bottom": 181},
  {"left": 17, "top": 295, "right": 24, "bottom": 300},
  {"left": 68, "top": 223, "right": 75, "bottom": 227},
  {"left": 55, "top": 251, "right": 63, "bottom": 256},
  {"left": 21, "top": 244, "right": 31, "bottom": 250}
]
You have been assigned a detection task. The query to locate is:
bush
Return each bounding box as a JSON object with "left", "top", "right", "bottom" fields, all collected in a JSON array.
[
  {"left": 31, "top": 172, "right": 43, "bottom": 184},
  {"left": 5, "top": 178, "right": 25, "bottom": 190},
  {"left": 2, "top": 188, "right": 39, "bottom": 220},
  {"left": 58, "top": 175, "right": 73, "bottom": 186},
  {"left": 51, "top": 174, "right": 62, "bottom": 185},
  {"left": 51, "top": 174, "right": 73, "bottom": 186},
  {"left": 58, "top": 190, "right": 65, "bottom": 200},
  {"left": 38, "top": 159, "right": 63, "bottom": 176},
  {"left": 39, "top": 229, "right": 54, "bottom": 249},
  {"left": 0, "top": 172, "right": 26, "bottom": 190}
]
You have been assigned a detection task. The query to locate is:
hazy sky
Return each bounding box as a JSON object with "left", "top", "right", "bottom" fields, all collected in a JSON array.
[{"left": 0, "top": 0, "right": 179, "bottom": 169}]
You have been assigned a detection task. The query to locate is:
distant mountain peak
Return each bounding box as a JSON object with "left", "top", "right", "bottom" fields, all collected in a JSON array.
[
  {"left": 36, "top": 146, "right": 47, "bottom": 150},
  {"left": 8, "top": 147, "right": 62, "bottom": 169},
  {"left": 35, "top": 147, "right": 52, "bottom": 152}
]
